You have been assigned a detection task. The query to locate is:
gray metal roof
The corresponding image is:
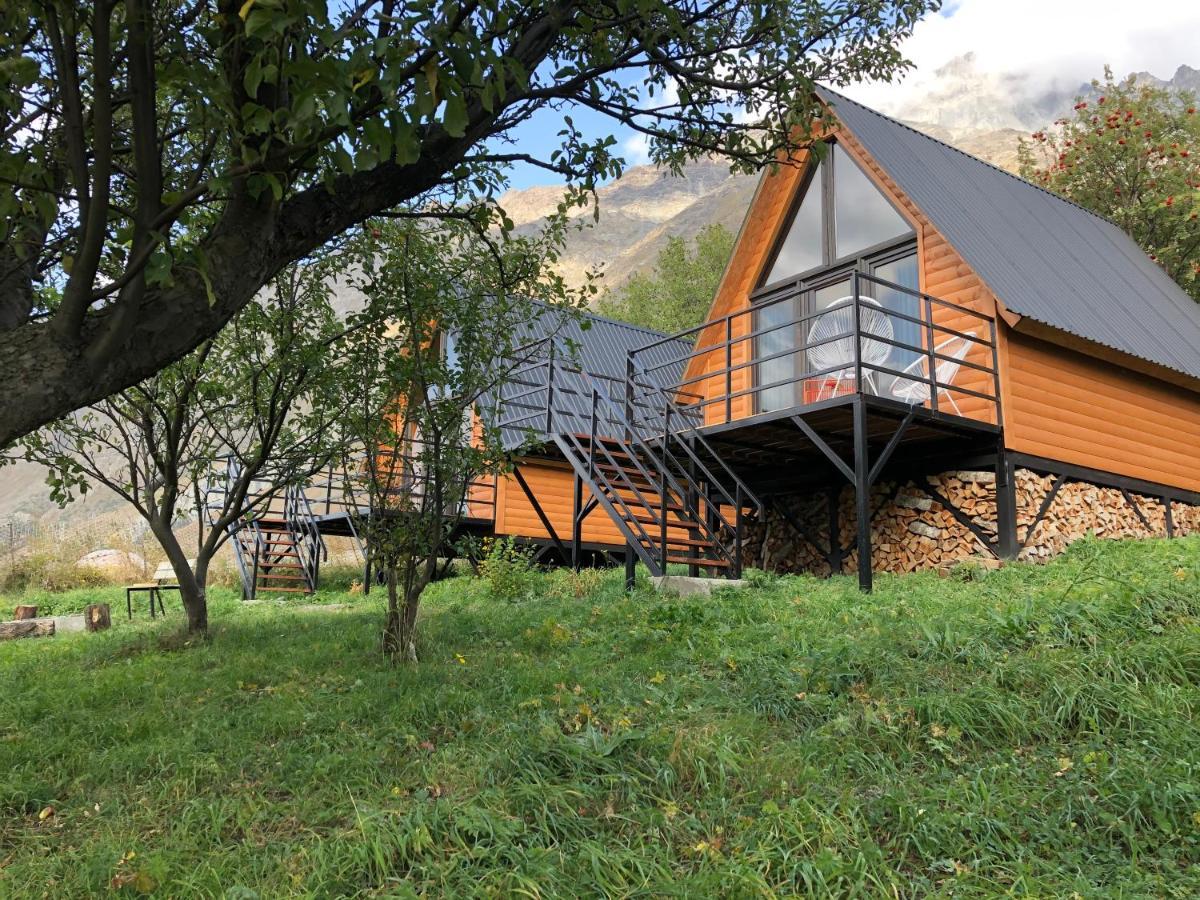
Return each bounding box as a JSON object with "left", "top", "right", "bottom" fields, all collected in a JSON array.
[
  {"left": 490, "top": 302, "right": 692, "bottom": 450},
  {"left": 816, "top": 85, "right": 1200, "bottom": 380}
]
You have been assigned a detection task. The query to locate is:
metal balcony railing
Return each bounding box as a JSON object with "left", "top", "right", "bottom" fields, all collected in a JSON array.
[{"left": 628, "top": 271, "right": 1003, "bottom": 429}]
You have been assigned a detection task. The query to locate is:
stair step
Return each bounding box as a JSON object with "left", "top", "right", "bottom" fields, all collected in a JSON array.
[
  {"left": 625, "top": 514, "right": 699, "bottom": 530},
  {"left": 257, "top": 586, "right": 312, "bottom": 594},
  {"left": 259, "top": 574, "right": 308, "bottom": 582},
  {"left": 664, "top": 556, "right": 730, "bottom": 569},
  {"left": 608, "top": 493, "right": 688, "bottom": 515},
  {"left": 638, "top": 536, "right": 715, "bottom": 549}
]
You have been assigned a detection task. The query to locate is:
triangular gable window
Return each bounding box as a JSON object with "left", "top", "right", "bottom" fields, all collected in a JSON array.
[
  {"left": 764, "top": 159, "right": 823, "bottom": 286},
  {"left": 762, "top": 141, "right": 912, "bottom": 286},
  {"left": 832, "top": 144, "right": 910, "bottom": 258}
]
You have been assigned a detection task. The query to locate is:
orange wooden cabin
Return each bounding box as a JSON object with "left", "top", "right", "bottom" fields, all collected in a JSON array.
[{"left": 397, "top": 88, "right": 1200, "bottom": 589}]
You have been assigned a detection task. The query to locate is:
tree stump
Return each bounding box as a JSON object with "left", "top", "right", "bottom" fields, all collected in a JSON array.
[
  {"left": 13, "top": 605, "right": 37, "bottom": 620},
  {"left": 85, "top": 604, "right": 112, "bottom": 633},
  {"left": 0, "top": 619, "right": 55, "bottom": 641}
]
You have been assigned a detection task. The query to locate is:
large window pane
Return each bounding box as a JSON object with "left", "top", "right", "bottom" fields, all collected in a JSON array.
[
  {"left": 765, "top": 162, "right": 822, "bottom": 285},
  {"left": 755, "top": 297, "right": 798, "bottom": 412},
  {"left": 871, "top": 253, "right": 921, "bottom": 378},
  {"left": 833, "top": 144, "right": 910, "bottom": 258},
  {"left": 803, "top": 278, "right": 856, "bottom": 399}
]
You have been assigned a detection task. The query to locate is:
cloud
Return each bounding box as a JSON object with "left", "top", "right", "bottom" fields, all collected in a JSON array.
[
  {"left": 844, "top": 0, "right": 1200, "bottom": 117},
  {"left": 622, "top": 132, "right": 652, "bottom": 166}
]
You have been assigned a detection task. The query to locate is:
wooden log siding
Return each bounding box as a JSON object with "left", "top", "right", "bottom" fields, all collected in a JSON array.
[
  {"left": 1005, "top": 331, "right": 1200, "bottom": 493},
  {"left": 495, "top": 461, "right": 627, "bottom": 547}
]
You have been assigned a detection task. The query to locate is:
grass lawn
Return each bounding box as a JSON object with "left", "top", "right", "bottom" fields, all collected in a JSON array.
[{"left": 3, "top": 538, "right": 1200, "bottom": 897}]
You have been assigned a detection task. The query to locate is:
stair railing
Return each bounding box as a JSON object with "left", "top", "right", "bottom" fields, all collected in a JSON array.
[
  {"left": 625, "top": 366, "right": 766, "bottom": 577},
  {"left": 539, "top": 339, "right": 743, "bottom": 575}
]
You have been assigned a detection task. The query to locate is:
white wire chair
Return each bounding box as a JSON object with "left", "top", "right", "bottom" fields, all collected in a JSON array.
[
  {"left": 805, "top": 296, "right": 895, "bottom": 399},
  {"left": 889, "top": 331, "right": 976, "bottom": 415}
]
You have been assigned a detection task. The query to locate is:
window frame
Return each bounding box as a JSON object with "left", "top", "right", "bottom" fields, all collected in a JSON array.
[
  {"left": 751, "top": 237, "right": 919, "bottom": 413},
  {"left": 757, "top": 139, "right": 915, "bottom": 295}
]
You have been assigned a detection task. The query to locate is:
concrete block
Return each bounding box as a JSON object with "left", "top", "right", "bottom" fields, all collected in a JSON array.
[{"left": 652, "top": 575, "right": 747, "bottom": 597}]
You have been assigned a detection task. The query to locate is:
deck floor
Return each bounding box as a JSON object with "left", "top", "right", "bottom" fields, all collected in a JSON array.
[{"left": 692, "top": 395, "right": 999, "bottom": 496}]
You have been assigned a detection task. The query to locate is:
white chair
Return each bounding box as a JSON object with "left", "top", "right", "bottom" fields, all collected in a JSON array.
[
  {"left": 890, "top": 332, "right": 975, "bottom": 415},
  {"left": 806, "top": 296, "right": 894, "bottom": 398}
]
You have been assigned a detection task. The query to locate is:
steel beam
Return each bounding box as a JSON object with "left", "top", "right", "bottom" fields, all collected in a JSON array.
[
  {"left": 852, "top": 399, "right": 873, "bottom": 592},
  {"left": 995, "top": 446, "right": 1018, "bottom": 560}
]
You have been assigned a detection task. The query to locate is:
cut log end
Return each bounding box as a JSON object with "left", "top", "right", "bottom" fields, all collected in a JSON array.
[{"left": 85, "top": 604, "right": 112, "bottom": 633}]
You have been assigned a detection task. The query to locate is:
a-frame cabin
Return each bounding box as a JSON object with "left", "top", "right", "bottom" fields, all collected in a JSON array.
[
  {"left": 480, "top": 87, "right": 1200, "bottom": 589},
  {"left": 244, "top": 87, "right": 1200, "bottom": 597}
]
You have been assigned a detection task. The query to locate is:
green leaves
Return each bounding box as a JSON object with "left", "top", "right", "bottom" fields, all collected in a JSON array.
[{"left": 442, "top": 92, "right": 469, "bottom": 139}]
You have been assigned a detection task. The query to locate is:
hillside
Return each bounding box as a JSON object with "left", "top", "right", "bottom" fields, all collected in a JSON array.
[{"left": 3, "top": 538, "right": 1200, "bottom": 894}]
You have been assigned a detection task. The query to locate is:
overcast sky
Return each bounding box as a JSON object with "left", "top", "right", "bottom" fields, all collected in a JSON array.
[{"left": 846, "top": 0, "right": 1200, "bottom": 114}]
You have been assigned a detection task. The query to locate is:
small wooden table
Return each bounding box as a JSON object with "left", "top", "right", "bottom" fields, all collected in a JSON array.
[{"left": 124, "top": 561, "right": 187, "bottom": 620}]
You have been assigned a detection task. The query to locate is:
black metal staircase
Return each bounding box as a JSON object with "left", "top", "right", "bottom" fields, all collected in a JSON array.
[
  {"left": 202, "top": 459, "right": 325, "bottom": 600},
  {"left": 503, "top": 339, "right": 762, "bottom": 579}
]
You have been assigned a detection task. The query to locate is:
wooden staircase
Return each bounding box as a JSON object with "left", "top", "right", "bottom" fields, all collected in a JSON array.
[{"left": 251, "top": 521, "right": 314, "bottom": 594}]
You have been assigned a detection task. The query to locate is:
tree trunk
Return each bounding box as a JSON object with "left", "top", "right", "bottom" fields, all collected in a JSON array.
[
  {"left": 148, "top": 515, "right": 209, "bottom": 635},
  {"left": 0, "top": 619, "right": 55, "bottom": 641},
  {"left": 382, "top": 564, "right": 421, "bottom": 663}
]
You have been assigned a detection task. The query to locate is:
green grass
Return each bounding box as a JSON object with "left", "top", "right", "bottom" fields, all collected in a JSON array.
[{"left": 2, "top": 538, "right": 1200, "bottom": 897}]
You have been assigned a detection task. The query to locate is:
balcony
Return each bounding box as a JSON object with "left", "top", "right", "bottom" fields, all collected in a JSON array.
[{"left": 629, "top": 271, "right": 1003, "bottom": 432}]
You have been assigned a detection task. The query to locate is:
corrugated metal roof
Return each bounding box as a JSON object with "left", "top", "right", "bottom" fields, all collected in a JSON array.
[
  {"left": 490, "top": 302, "right": 693, "bottom": 450},
  {"left": 815, "top": 85, "right": 1200, "bottom": 380}
]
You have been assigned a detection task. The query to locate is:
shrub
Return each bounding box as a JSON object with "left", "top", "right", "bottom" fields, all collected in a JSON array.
[
  {"left": 477, "top": 537, "right": 540, "bottom": 602},
  {"left": 0, "top": 552, "right": 112, "bottom": 593},
  {"left": 546, "top": 567, "right": 607, "bottom": 602}
]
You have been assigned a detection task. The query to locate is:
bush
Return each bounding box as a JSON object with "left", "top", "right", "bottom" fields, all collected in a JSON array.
[
  {"left": 545, "top": 567, "right": 607, "bottom": 602},
  {"left": 477, "top": 537, "right": 540, "bottom": 602},
  {"left": 0, "top": 552, "right": 112, "bottom": 594}
]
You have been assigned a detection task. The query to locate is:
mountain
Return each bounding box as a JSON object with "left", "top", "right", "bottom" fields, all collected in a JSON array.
[
  {"left": 504, "top": 57, "right": 1198, "bottom": 294},
  {"left": 502, "top": 158, "right": 756, "bottom": 290}
]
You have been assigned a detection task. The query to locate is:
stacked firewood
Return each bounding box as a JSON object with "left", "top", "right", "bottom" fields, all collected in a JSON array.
[
  {"left": 851, "top": 474, "right": 996, "bottom": 574},
  {"left": 1016, "top": 471, "right": 1172, "bottom": 559},
  {"left": 739, "top": 468, "right": 1199, "bottom": 577},
  {"left": 1172, "top": 502, "right": 1200, "bottom": 536}
]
